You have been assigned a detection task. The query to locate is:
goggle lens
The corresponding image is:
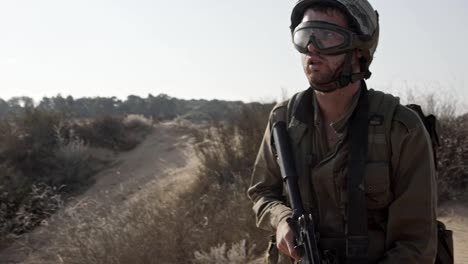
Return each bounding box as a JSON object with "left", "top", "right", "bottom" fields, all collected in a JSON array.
[
  {"left": 294, "top": 28, "right": 346, "bottom": 50},
  {"left": 292, "top": 21, "right": 353, "bottom": 54}
]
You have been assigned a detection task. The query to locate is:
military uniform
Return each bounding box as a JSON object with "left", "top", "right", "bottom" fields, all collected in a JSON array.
[{"left": 247, "top": 84, "right": 438, "bottom": 263}]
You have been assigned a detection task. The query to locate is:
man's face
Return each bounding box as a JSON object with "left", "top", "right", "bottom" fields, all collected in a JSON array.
[{"left": 300, "top": 8, "right": 358, "bottom": 89}]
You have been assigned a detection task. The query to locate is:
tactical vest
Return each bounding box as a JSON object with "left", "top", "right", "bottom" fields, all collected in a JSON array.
[{"left": 268, "top": 88, "right": 453, "bottom": 264}]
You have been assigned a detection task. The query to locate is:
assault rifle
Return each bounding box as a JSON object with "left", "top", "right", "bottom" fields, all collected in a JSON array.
[{"left": 272, "top": 121, "right": 323, "bottom": 264}]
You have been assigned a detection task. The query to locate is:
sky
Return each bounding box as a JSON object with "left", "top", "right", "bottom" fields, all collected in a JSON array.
[{"left": 0, "top": 0, "right": 467, "bottom": 110}]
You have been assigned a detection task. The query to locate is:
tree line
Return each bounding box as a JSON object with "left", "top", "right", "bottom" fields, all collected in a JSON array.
[{"left": 0, "top": 94, "right": 267, "bottom": 122}]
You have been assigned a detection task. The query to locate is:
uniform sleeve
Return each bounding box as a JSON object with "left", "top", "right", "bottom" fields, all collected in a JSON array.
[
  {"left": 247, "top": 108, "right": 292, "bottom": 232},
  {"left": 378, "top": 111, "right": 438, "bottom": 263}
]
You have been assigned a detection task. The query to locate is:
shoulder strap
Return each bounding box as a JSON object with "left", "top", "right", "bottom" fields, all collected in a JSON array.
[
  {"left": 367, "top": 89, "right": 400, "bottom": 163},
  {"left": 346, "top": 87, "right": 370, "bottom": 264},
  {"left": 286, "top": 90, "right": 306, "bottom": 127},
  {"left": 270, "top": 90, "right": 305, "bottom": 127},
  {"left": 269, "top": 90, "right": 309, "bottom": 169},
  {"left": 346, "top": 88, "right": 400, "bottom": 263}
]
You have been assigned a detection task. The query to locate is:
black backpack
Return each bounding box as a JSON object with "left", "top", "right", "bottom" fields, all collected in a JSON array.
[{"left": 406, "top": 104, "right": 454, "bottom": 264}]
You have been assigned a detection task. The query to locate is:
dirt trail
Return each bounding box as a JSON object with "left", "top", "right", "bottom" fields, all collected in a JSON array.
[{"left": 0, "top": 122, "right": 200, "bottom": 263}]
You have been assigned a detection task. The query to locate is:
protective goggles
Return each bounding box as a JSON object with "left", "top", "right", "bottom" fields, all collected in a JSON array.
[{"left": 292, "top": 21, "right": 370, "bottom": 55}]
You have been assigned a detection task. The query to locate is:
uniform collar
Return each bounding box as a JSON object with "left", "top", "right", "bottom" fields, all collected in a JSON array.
[
  {"left": 331, "top": 87, "right": 361, "bottom": 134},
  {"left": 291, "top": 81, "right": 365, "bottom": 134}
]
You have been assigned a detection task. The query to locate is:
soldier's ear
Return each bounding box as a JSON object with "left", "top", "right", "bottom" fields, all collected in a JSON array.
[
  {"left": 355, "top": 49, "right": 363, "bottom": 59},
  {"left": 352, "top": 49, "right": 363, "bottom": 70}
]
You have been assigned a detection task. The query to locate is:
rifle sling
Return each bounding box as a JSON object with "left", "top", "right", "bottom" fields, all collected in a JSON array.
[{"left": 346, "top": 85, "right": 370, "bottom": 264}]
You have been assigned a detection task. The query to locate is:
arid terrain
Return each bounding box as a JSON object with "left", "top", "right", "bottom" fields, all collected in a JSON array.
[
  {"left": 0, "top": 121, "right": 467, "bottom": 263},
  {"left": 0, "top": 122, "right": 200, "bottom": 263}
]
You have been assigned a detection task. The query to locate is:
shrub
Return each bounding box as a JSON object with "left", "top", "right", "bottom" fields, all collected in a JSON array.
[
  {"left": 123, "top": 114, "right": 154, "bottom": 143},
  {"left": 436, "top": 115, "right": 468, "bottom": 202},
  {"left": 8, "top": 183, "right": 63, "bottom": 235},
  {"left": 123, "top": 114, "right": 153, "bottom": 129},
  {"left": 0, "top": 109, "right": 153, "bottom": 250},
  {"left": 72, "top": 115, "right": 153, "bottom": 151},
  {"left": 0, "top": 108, "right": 61, "bottom": 180},
  {"left": 53, "top": 132, "right": 102, "bottom": 192},
  {"left": 403, "top": 92, "right": 468, "bottom": 202}
]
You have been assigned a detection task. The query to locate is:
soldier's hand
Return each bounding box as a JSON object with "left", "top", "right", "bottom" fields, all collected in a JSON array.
[{"left": 276, "top": 219, "right": 300, "bottom": 261}]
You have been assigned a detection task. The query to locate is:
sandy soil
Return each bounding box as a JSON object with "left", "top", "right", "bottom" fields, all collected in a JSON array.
[{"left": 0, "top": 121, "right": 201, "bottom": 263}]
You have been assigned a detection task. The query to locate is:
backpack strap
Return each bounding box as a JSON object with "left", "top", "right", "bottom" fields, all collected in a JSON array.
[
  {"left": 269, "top": 91, "right": 306, "bottom": 156},
  {"left": 367, "top": 89, "right": 400, "bottom": 163},
  {"left": 269, "top": 90, "right": 305, "bottom": 128},
  {"left": 286, "top": 90, "right": 306, "bottom": 127}
]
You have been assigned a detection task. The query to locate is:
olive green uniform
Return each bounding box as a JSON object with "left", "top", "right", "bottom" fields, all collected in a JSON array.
[{"left": 247, "top": 86, "right": 437, "bottom": 263}]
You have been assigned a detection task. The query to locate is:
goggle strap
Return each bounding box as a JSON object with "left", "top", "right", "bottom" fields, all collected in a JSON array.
[{"left": 312, "top": 51, "right": 372, "bottom": 92}]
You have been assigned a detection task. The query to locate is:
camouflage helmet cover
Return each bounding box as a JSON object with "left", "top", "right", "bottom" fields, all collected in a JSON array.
[{"left": 290, "top": 0, "right": 379, "bottom": 69}]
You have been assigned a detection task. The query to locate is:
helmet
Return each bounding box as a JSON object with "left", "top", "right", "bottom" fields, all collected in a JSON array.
[{"left": 290, "top": 0, "right": 380, "bottom": 90}]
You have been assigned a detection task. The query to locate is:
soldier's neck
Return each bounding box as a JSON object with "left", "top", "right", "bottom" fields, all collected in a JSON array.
[{"left": 314, "top": 81, "right": 361, "bottom": 124}]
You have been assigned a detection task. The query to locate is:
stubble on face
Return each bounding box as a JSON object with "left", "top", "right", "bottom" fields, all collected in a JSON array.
[{"left": 302, "top": 52, "right": 346, "bottom": 86}]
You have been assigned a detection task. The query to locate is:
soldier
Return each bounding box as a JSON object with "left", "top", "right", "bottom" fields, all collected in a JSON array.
[{"left": 247, "top": 0, "right": 438, "bottom": 263}]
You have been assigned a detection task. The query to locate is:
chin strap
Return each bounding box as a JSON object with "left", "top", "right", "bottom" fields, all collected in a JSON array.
[{"left": 313, "top": 51, "right": 372, "bottom": 93}]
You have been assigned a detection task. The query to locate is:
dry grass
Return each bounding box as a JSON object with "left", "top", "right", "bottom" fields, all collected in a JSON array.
[
  {"left": 20, "top": 173, "right": 262, "bottom": 264},
  {"left": 193, "top": 239, "right": 252, "bottom": 264}
]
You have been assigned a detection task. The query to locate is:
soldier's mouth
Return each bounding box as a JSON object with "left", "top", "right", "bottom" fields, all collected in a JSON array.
[{"left": 307, "top": 56, "right": 323, "bottom": 66}]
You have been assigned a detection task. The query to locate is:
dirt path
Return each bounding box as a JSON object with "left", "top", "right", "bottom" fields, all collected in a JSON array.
[
  {"left": 77, "top": 121, "right": 198, "bottom": 207},
  {"left": 0, "top": 121, "right": 200, "bottom": 263}
]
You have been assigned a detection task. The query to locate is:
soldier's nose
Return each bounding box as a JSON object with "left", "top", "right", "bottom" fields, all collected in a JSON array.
[{"left": 307, "top": 43, "right": 319, "bottom": 54}]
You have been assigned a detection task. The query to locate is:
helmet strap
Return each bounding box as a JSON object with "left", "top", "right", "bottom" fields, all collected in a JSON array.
[
  {"left": 338, "top": 51, "right": 354, "bottom": 87},
  {"left": 312, "top": 51, "right": 372, "bottom": 93}
]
